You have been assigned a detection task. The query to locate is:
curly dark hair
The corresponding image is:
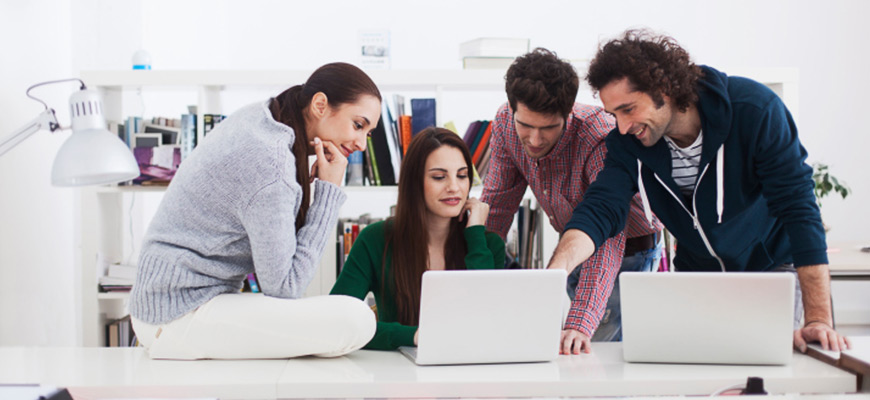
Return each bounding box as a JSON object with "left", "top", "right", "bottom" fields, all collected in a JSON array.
[
  {"left": 505, "top": 48, "right": 578, "bottom": 118},
  {"left": 586, "top": 29, "right": 703, "bottom": 112}
]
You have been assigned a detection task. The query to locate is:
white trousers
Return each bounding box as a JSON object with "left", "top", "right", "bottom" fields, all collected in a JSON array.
[{"left": 131, "top": 294, "right": 376, "bottom": 360}]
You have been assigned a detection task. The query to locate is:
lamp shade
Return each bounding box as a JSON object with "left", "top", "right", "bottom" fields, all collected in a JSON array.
[{"left": 50, "top": 89, "right": 140, "bottom": 186}]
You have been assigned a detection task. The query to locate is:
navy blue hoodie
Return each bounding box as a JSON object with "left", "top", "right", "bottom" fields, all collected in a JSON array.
[{"left": 566, "top": 66, "right": 827, "bottom": 272}]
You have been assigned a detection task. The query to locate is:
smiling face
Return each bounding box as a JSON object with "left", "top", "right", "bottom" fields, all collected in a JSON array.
[
  {"left": 599, "top": 77, "right": 674, "bottom": 147},
  {"left": 513, "top": 102, "right": 565, "bottom": 158},
  {"left": 423, "top": 146, "right": 470, "bottom": 221},
  {"left": 308, "top": 94, "right": 381, "bottom": 156}
]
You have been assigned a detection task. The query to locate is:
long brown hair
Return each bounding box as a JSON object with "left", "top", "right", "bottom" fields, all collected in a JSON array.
[
  {"left": 270, "top": 63, "right": 381, "bottom": 231},
  {"left": 386, "top": 127, "right": 474, "bottom": 325}
]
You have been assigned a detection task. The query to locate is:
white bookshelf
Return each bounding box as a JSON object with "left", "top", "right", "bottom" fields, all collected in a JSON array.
[{"left": 73, "top": 68, "right": 799, "bottom": 347}]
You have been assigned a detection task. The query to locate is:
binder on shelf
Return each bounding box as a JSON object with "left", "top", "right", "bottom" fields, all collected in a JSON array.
[
  {"left": 410, "top": 98, "right": 436, "bottom": 135},
  {"left": 472, "top": 122, "right": 492, "bottom": 166},
  {"left": 369, "top": 115, "right": 396, "bottom": 185},
  {"left": 469, "top": 121, "right": 490, "bottom": 157},
  {"left": 463, "top": 120, "right": 483, "bottom": 150}
]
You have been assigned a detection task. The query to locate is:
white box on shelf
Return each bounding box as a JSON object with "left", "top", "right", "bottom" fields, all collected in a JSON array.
[{"left": 459, "top": 37, "right": 529, "bottom": 58}]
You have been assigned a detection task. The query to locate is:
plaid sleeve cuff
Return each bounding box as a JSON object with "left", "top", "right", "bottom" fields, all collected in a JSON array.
[
  {"left": 562, "top": 233, "right": 626, "bottom": 338},
  {"left": 564, "top": 310, "right": 597, "bottom": 337}
]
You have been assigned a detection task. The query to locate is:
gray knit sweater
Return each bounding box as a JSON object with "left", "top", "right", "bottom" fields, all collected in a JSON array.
[{"left": 129, "top": 100, "right": 346, "bottom": 324}]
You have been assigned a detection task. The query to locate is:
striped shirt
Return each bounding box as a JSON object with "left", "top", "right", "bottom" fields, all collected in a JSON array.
[
  {"left": 664, "top": 131, "right": 704, "bottom": 197},
  {"left": 481, "top": 103, "right": 663, "bottom": 337}
]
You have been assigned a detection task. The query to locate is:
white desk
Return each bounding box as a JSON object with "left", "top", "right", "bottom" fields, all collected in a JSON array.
[
  {"left": 0, "top": 344, "right": 856, "bottom": 399},
  {"left": 828, "top": 242, "right": 870, "bottom": 279}
]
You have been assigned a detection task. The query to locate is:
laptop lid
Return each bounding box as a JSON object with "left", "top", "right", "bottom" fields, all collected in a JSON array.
[
  {"left": 411, "top": 269, "right": 566, "bottom": 365},
  {"left": 620, "top": 271, "right": 795, "bottom": 365}
]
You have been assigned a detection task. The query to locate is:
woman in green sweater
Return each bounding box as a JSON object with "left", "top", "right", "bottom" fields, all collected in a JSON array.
[{"left": 331, "top": 127, "right": 506, "bottom": 350}]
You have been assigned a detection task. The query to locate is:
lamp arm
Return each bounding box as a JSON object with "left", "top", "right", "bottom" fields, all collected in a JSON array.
[{"left": 0, "top": 109, "right": 61, "bottom": 157}]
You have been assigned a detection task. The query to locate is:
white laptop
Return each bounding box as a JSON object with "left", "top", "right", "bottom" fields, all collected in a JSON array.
[
  {"left": 620, "top": 271, "right": 795, "bottom": 365},
  {"left": 399, "top": 269, "right": 566, "bottom": 365}
]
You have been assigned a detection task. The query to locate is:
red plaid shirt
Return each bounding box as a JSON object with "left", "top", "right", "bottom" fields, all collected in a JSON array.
[{"left": 481, "top": 103, "right": 662, "bottom": 337}]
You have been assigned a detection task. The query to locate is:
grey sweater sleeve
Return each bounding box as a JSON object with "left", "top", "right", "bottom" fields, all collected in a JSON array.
[{"left": 240, "top": 179, "right": 346, "bottom": 299}]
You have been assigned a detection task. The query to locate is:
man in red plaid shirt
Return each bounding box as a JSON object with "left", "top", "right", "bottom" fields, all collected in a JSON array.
[{"left": 480, "top": 48, "right": 662, "bottom": 354}]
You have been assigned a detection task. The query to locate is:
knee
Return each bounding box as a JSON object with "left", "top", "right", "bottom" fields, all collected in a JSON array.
[{"left": 330, "top": 295, "right": 376, "bottom": 340}]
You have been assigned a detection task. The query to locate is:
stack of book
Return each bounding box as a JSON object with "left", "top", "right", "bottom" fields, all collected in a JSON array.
[
  {"left": 105, "top": 315, "right": 136, "bottom": 347},
  {"left": 346, "top": 95, "right": 437, "bottom": 187},
  {"left": 98, "top": 263, "right": 136, "bottom": 292},
  {"left": 461, "top": 120, "right": 494, "bottom": 181},
  {"left": 109, "top": 109, "right": 227, "bottom": 186},
  {"left": 460, "top": 37, "right": 529, "bottom": 70},
  {"left": 336, "top": 214, "right": 383, "bottom": 275}
]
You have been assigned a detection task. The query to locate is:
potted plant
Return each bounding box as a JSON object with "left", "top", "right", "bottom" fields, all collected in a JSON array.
[{"left": 812, "top": 162, "right": 851, "bottom": 231}]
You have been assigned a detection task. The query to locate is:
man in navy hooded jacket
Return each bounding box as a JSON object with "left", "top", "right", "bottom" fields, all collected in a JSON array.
[{"left": 548, "top": 29, "right": 849, "bottom": 354}]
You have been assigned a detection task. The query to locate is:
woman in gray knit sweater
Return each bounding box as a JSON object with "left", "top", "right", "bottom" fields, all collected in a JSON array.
[{"left": 129, "top": 63, "right": 381, "bottom": 359}]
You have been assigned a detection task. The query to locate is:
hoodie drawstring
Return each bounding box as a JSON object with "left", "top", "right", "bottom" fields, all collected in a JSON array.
[
  {"left": 716, "top": 145, "right": 724, "bottom": 224},
  {"left": 637, "top": 160, "right": 654, "bottom": 228}
]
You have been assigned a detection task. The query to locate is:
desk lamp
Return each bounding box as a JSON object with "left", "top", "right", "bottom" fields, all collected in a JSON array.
[{"left": 0, "top": 78, "right": 139, "bottom": 186}]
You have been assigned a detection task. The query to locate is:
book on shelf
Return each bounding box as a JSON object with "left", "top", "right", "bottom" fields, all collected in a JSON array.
[
  {"left": 108, "top": 263, "right": 137, "bottom": 280},
  {"left": 369, "top": 114, "right": 396, "bottom": 185},
  {"left": 179, "top": 113, "right": 196, "bottom": 161},
  {"left": 105, "top": 315, "right": 136, "bottom": 347},
  {"left": 363, "top": 144, "right": 375, "bottom": 186},
  {"left": 133, "top": 146, "right": 181, "bottom": 185},
  {"left": 99, "top": 263, "right": 136, "bottom": 292},
  {"left": 507, "top": 199, "right": 543, "bottom": 269},
  {"left": 459, "top": 37, "right": 529, "bottom": 58},
  {"left": 202, "top": 113, "right": 226, "bottom": 137},
  {"left": 144, "top": 123, "right": 180, "bottom": 146},
  {"left": 381, "top": 101, "right": 402, "bottom": 181},
  {"left": 346, "top": 150, "right": 364, "bottom": 186},
  {"left": 365, "top": 136, "right": 381, "bottom": 186},
  {"left": 410, "top": 98, "right": 436, "bottom": 135},
  {"left": 336, "top": 215, "right": 382, "bottom": 275},
  {"left": 242, "top": 273, "right": 261, "bottom": 293},
  {"left": 468, "top": 121, "right": 491, "bottom": 159},
  {"left": 471, "top": 122, "right": 492, "bottom": 166},
  {"left": 462, "top": 57, "right": 515, "bottom": 70},
  {"left": 398, "top": 115, "right": 412, "bottom": 156},
  {"left": 133, "top": 133, "right": 162, "bottom": 148},
  {"left": 462, "top": 120, "right": 483, "bottom": 149}
]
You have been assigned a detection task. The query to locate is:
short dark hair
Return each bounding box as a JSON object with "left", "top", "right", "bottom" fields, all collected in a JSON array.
[
  {"left": 586, "top": 29, "right": 703, "bottom": 112},
  {"left": 505, "top": 48, "right": 578, "bottom": 118}
]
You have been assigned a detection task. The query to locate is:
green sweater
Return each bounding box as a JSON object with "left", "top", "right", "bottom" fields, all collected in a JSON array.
[{"left": 330, "top": 220, "right": 505, "bottom": 350}]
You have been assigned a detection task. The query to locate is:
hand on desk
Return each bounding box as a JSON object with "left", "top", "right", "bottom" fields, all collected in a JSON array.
[
  {"left": 794, "top": 322, "right": 851, "bottom": 353},
  {"left": 561, "top": 329, "right": 591, "bottom": 355}
]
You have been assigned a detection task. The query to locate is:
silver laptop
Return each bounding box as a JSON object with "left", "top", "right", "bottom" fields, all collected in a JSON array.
[
  {"left": 399, "top": 269, "right": 566, "bottom": 365},
  {"left": 620, "top": 271, "right": 795, "bottom": 365}
]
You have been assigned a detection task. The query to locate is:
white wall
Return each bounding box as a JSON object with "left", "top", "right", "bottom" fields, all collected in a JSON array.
[
  {"left": 1, "top": 0, "right": 868, "bottom": 345},
  {"left": 0, "top": 1, "right": 76, "bottom": 345}
]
